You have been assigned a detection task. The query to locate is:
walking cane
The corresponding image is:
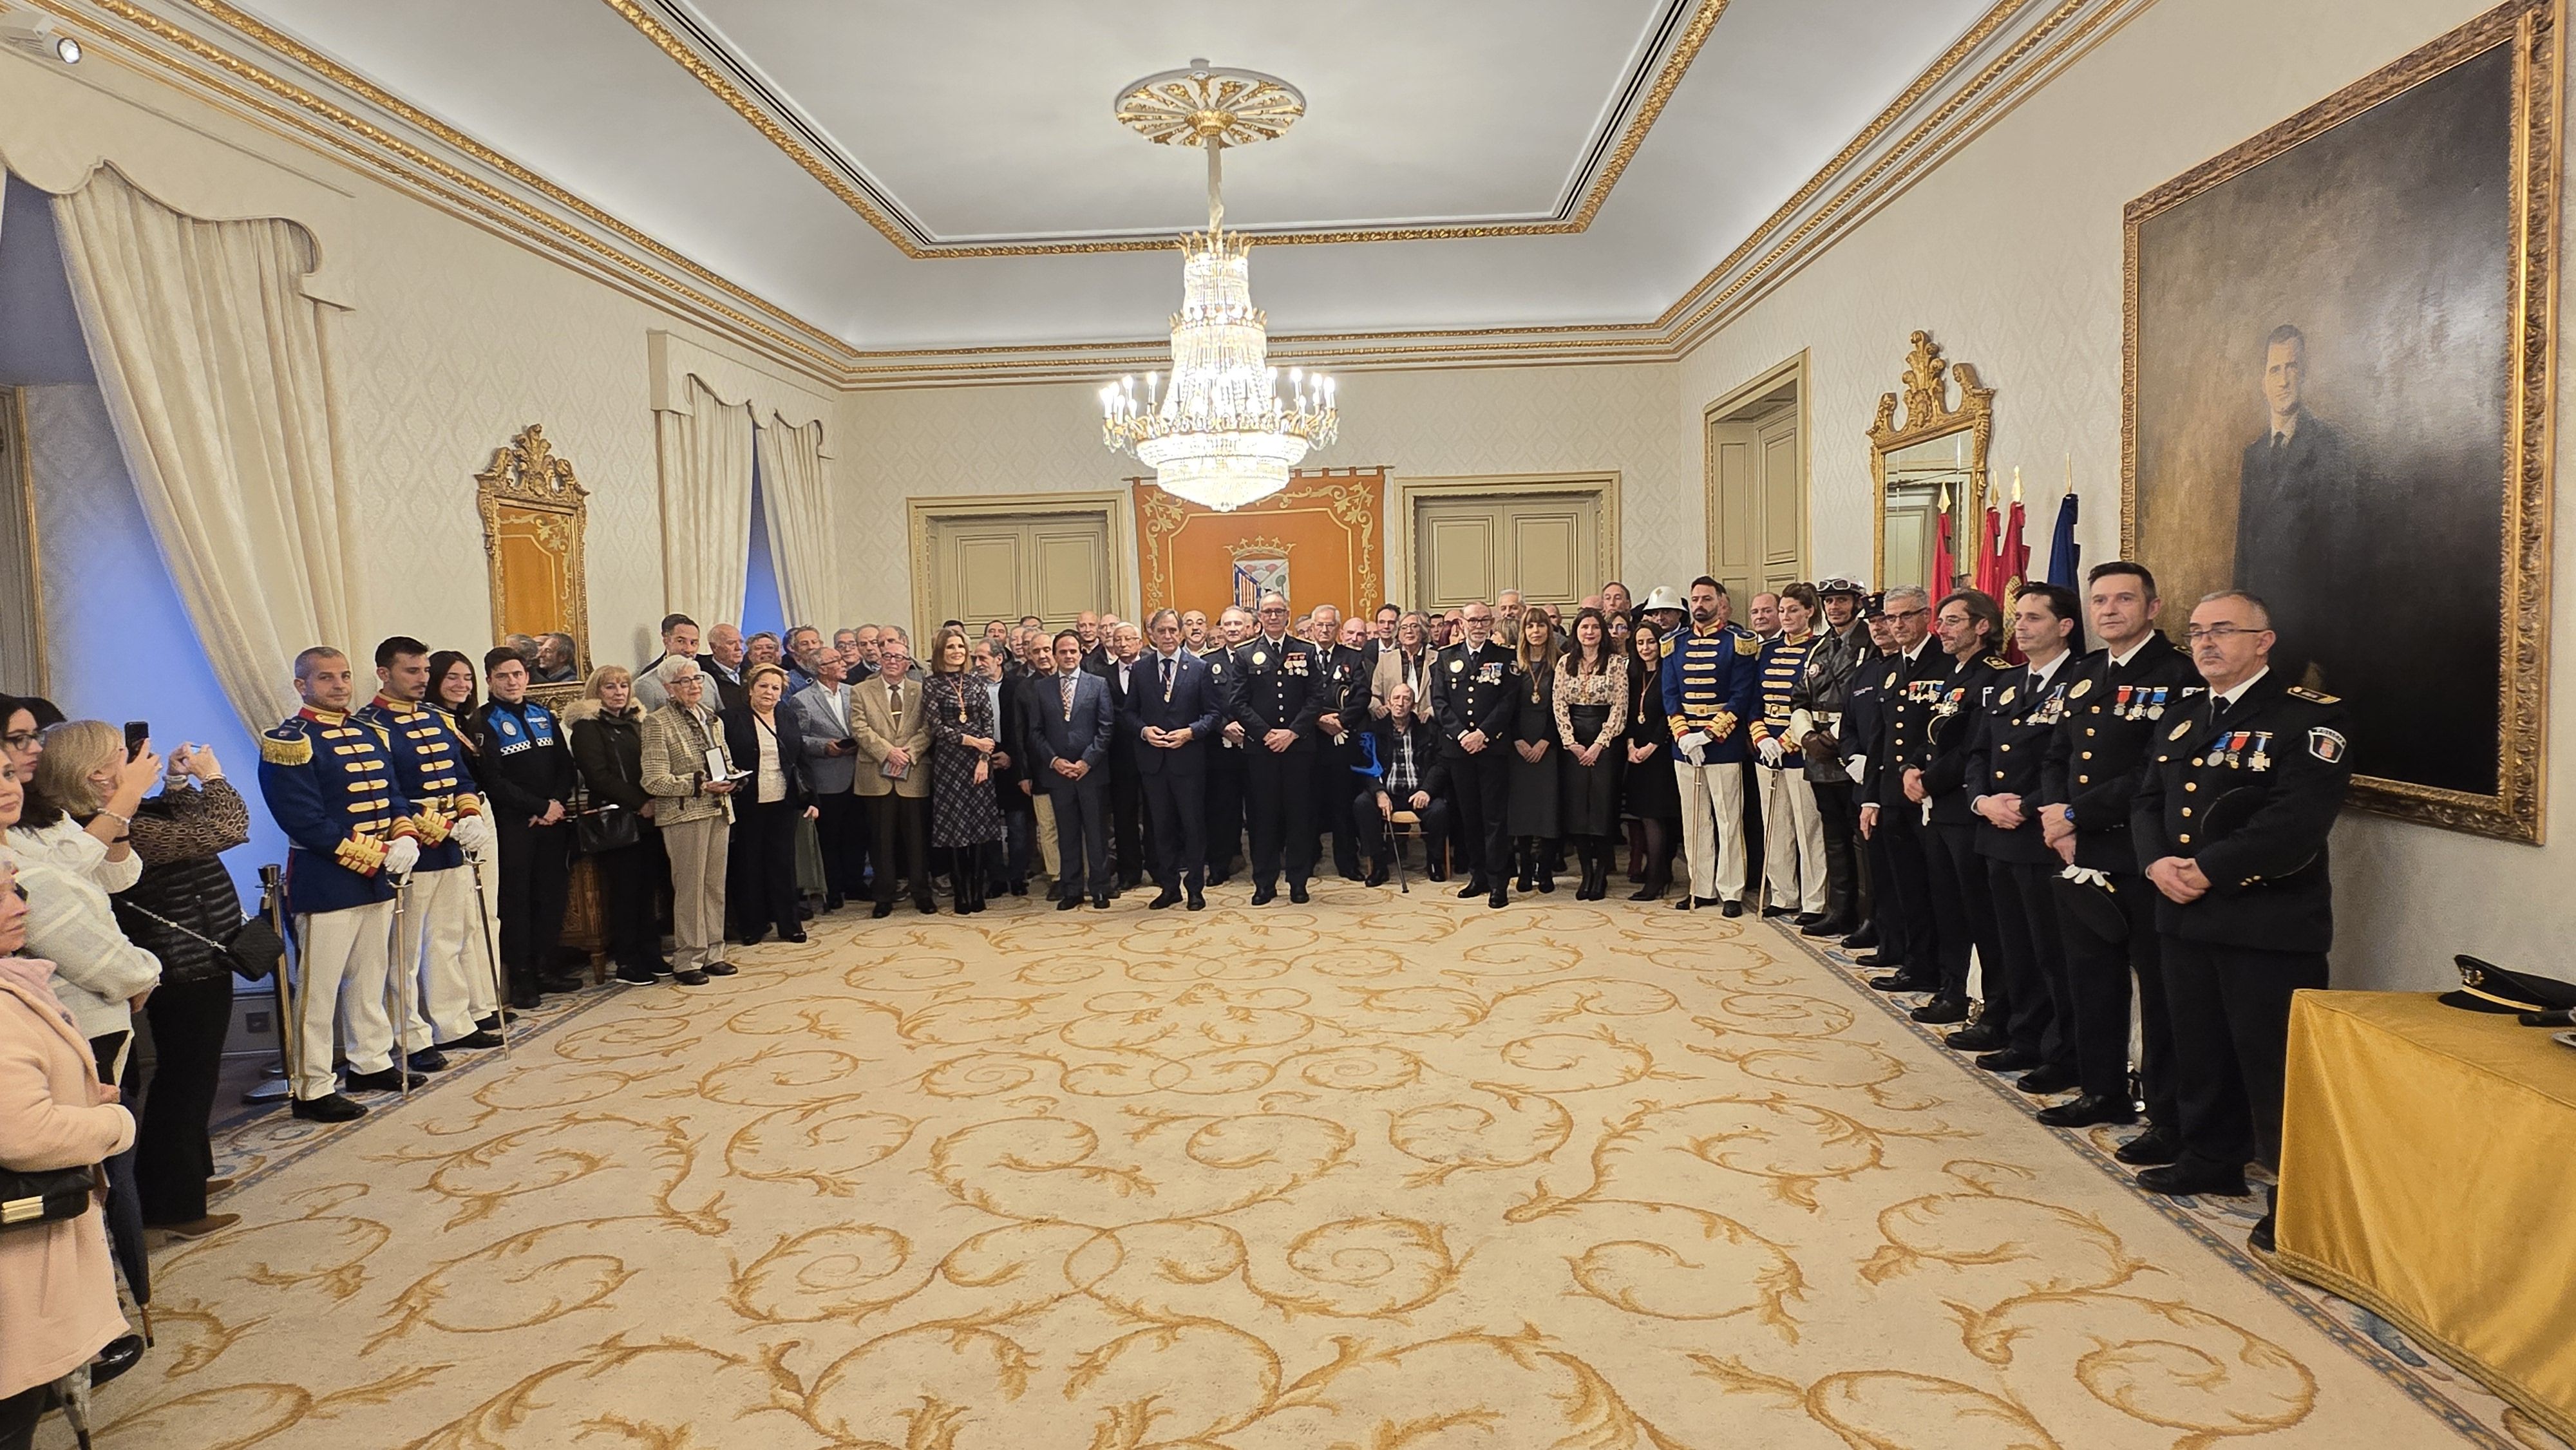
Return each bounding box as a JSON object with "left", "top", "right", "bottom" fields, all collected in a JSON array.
[
  {"left": 466, "top": 850, "right": 511, "bottom": 1060},
  {"left": 385, "top": 873, "right": 415, "bottom": 1101}
]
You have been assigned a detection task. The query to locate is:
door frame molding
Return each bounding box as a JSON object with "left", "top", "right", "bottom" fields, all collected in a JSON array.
[
  {"left": 904, "top": 488, "right": 1136, "bottom": 643},
  {"left": 1703, "top": 350, "right": 1811, "bottom": 587},
  {"left": 1390, "top": 471, "right": 1622, "bottom": 610}
]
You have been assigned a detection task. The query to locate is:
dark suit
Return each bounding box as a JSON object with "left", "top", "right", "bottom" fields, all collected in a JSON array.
[
  {"left": 1915, "top": 651, "right": 2010, "bottom": 1007},
  {"left": 1964, "top": 656, "right": 2078, "bottom": 1066},
  {"left": 1124, "top": 649, "right": 1222, "bottom": 895},
  {"left": 697, "top": 655, "right": 751, "bottom": 713},
  {"left": 1434, "top": 639, "right": 1519, "bottom": 887},
  {"left": 720, "top": 705, "right": 812, "bottom": 939},
  {"left": 1358, "top": 713, "right": 1452, "bottom": 869},
  {"left": 1314, "top": 643, "right": 1372, "bottom": 878},
  {"left": 1227, "top": 634, "right": 1329, "bottom": 891},
  {"left": 1027, "top": 670, "right": 1116, "bottom": 900},
  {"left": 1201, "top": 648, "right": 1249, "bottom": 882},
  {"left": 1101, "top": 654, "right": 1148, "bottom": 887}
]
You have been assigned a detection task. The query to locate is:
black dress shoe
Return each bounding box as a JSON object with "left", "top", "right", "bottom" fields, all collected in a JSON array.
[
  {"left": 507, "top": 990, "right": 545, "bottom": 1011},
  {"left": 1488, "top": 887, "right": 1509, "bottom": 909},
  {"left": 343, "top": 1066, "right": 426, "bottom": 1093},
  {"left": 1720, "top": 900, "right": 1743, "bottom": 918},
  {"left": 436, "top": 1029, "right": 506, "bottom": 1050},
  {"left": 1535, "top": 874, "right": 1555, "bottom": 894},
  {"left": 1842, "top": 925, "right": 1879, "bottom": 950},
  {"left": 1150, "top": 889, "right": 1182, "bottom": 909},
  {"left": 1010, "top": 881, "right": 1028, "bottom": 897},
  {"left": 290, "top": 1092, "right": 366, "bottom": 1122},
  {"left": 540, "top": 972, "right": 589, "bottom": 993},
  {"left": 1974, "top": 1048, "right": 2042, "bottom": 1074},
  {"left": 1673, "top": 895, "right": 1723, "bottom": 911},
  {"left": 1092, "top": 894, "right": 1112, "bottom": 909},
  {"left": 1251, "top": 884, "right": 1278, "bottom": 905},
  {"left": 406, "top": 1048, "right": 448, "bottom": 1073},
  {"left": 1288, "top": 883, "right": 1310, "bottom": 904},
  {"left": 2112, "top": 1125, "right": 2183, "bottom": 1165},
  {"left": 1186, "top": 892, "right": 1206, "bottom": 910},
  {"left": 1908, "top": 993, "right": 1971, "bottom": 1024},
  {"left": 674, "top": 968, "right": 711, "bottom": 986},
  {"left": 2016, "top": 1064, "right": 2083, "bottom": 1095},
  {"left": 1363, "top": 863, "right": 1388, "bottom": 888},
  {"left": 91, "top": 1333, "right": 146, "bottom": 1386},
  {"left": 1853, "top": 951, "right": 1898, "bottom": 968},
  {"left": 703, "top": 961, "right": 738, "bottom": 977},
  {"left": 1792, "top": 912, "right": 1831, "bottom": 930},
  {"left": 1868, "top": 972, "right": 1939, "bottom": 994},
  {"left": 2036, "top": 1094, "right": 2139, "bottom": 1128},
  {"left": 1426, "top": 865, "right": 1448, "bottom": 883},
  {"left": 2134, "top": 1163, "right": 2251, "bottom": 1198},
  {"left": 1627, "top": 884, "right": 1663, "bottom": 901},
  {"left": 1761, "top": 903, "right": 1795, "bottom": 918},
  {"left": 1457, "top": 880, "right": 1487, "bottom": 900},
  {"left": 614, "top": 964, "right": 660, "bottom": 985},
  {"left": 475, "top": 1010, "right": 518, "bottom": 1032},
  {"left": 1944, "top": 1021, "right": 2007, "bottom": 1053},
  {"left": 2247, "top": 1212, "right": 2277, "bottom": 1253}
]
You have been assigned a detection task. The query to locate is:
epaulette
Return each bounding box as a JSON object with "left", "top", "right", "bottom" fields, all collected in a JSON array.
[
  {"left": 2287, "top": 686, "right": 2340, "bottom": 704},
  {"left": 260, "top": 724, "right": 312, "bottom": 767},
  {"left": 1983, "top": 655, "right": 2012, "bottom": 670},
  {"left": 1734, "top": 634, "right": 1759, "bottom": 655}
]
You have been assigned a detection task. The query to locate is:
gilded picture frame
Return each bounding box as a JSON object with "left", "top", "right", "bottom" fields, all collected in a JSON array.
[
  {"left": 475, "top": 423, "right": 592, "bottom": 710},
  {"left": 2121, "top": 0, "right": 2558, "bottom": 843},
  {"left": 1868, "top": 330, "right": 1994, "bottom": 594}
]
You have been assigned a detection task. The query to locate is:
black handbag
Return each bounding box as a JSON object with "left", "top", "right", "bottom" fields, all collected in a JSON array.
[
  {"left": 574, "top": 796, "right": 640, "bottom": 854},
  {"left": 0, "top": 1162, "right": 102, "bottom": 1231},
  {"left": 119, "top": 901, "right": 283, "bottom": 983}
]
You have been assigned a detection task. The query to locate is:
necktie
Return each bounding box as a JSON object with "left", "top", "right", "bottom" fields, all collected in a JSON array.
[
  {"left": 1160, "top": 657, "right": 1173, "bottom": 696},
  {"left": 1061, "top": 674, "right": 1075, "bottom": 719}
]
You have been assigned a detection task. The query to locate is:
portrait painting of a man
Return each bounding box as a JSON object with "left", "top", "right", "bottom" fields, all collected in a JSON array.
[{"left": 2125, "top": 2, "right": 2554, "bottom": 840}]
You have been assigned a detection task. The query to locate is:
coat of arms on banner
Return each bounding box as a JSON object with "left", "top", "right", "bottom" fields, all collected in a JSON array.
[{"left": 1230, "top": 540, "right": 1291, "bottom": 611}]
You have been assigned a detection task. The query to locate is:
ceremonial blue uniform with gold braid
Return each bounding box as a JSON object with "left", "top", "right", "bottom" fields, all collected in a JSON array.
[
  {"left": 352, "top": 694, "right": 484, "bottom": 873},
  {"left": 1658, "top": 620, "right": 1759, "bottom": 763},
  {"left": 1747, "top": 631, "right": 1819, "bottom": 754},
  {"left": 257, "top": 707, "right": 417, "bottom": 916}
]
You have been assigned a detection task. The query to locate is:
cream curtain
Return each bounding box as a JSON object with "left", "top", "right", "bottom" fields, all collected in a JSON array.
[
  {"left": 753, "top": 412, "right": 835, "bottom": 630},
  {"left": 50, "top": 165, "right": 357, "bottom": 731},
  {"left": 656, "top": 375, "right": 755, "bottom": 626}
]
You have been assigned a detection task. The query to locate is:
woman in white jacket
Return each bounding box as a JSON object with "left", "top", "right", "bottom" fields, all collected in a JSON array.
[{"left": 0, "top": 731, "right": 160, "bottom": 1075}]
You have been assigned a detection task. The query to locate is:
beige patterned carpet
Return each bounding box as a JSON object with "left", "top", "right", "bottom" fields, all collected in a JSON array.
[{"left": 58, "top": 882, "right": 2564, "bottom": 1449}]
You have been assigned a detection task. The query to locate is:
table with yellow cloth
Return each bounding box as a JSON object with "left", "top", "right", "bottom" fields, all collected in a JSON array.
[{"left": 2277, "top": 989, "right": 2576, "bottom": 1442}]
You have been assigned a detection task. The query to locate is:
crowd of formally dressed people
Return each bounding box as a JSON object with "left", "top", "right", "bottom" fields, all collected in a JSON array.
[{"left": 0, "top": 558, "right": 2351, "bottom": 1442}]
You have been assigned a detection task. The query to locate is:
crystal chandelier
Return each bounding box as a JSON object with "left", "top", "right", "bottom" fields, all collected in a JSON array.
[{"left": 1101, "top": 62, "right": 1337, "bottom": 513}]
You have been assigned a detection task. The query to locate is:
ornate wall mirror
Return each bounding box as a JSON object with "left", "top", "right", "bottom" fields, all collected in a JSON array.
[
  {"left": 1869, "top": 331, "right": 1994, "bottom": 592},
  {"left": 476, "top": 424, "right": 591, "bottom": 704}
]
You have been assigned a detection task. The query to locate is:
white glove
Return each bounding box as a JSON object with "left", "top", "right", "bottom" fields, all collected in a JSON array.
[
  {"left": 1757, "top": 738, "right": 1786, "bottom": 767},
  {"left": 384, "top": 837, "right": 421, "bottom": 878},
  {"left": 451, "top": 813, "right": 496, "bottom": 857}
]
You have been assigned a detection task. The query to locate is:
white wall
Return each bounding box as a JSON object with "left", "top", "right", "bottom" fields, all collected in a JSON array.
[
  {"left": 1671, "top": 0, "right": 2565, "bottom": 990},
  {"left": 836, "top": 362, "right": 1691, "bottom": 626}
]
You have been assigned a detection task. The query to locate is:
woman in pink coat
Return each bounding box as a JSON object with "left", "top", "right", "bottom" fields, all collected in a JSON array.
[{"left": 0, "top": 862, "right": 136, "bottom": 1447}]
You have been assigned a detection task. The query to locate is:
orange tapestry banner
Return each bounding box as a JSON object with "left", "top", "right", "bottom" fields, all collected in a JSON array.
[{"left": 1134, "top": 468, "right": 1388, "bottom": 621}]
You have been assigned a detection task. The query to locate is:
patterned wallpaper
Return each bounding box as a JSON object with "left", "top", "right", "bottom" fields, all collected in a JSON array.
[
  {"left": 837, "top": 361, "right": 1692, "bottom": 625},
  {"left": 1672, "top": 0, "right": 2562, "bottom": 990}
]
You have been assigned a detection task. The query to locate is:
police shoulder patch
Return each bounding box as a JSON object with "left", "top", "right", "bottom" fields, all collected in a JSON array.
[
  {"left": 2308, "top": 727, "right": 2347, "bottom": 762},
  {"left": 2288, "top": 686, "right": 2340, "bottom": 704},
  {"left": 2168, "top": 720, "right": 2194, "bottom": 740},
  {"left": 2069, "top": 678, "right": 2092, "bottom": 699}
]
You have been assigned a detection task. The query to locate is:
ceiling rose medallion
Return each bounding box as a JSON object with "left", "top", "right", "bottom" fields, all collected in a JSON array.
[{"left": 1101, "top": 61, "right": 1338, "bottom": 513}]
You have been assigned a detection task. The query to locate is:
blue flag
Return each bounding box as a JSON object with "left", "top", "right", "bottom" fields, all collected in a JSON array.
[{"left": 2045, "top": 491, "right": 2080, "bottom": 588}]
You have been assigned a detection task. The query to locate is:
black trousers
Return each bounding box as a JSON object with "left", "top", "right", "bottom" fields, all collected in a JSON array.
[
  {"left": 1107, "top": 758, "right": 1145, "bottom": 885},
  {"left": 594, "top": 837, "right": 661, "bottom": 968},
  {"left": 813, "top": 791, "right": 869, "bottom": 902},
  {"left": 1739, "top": 758, "right": 1768, "bottom": 905},
  {"left": 1812, "top": 779, "right": 1863, "bottom": 925},
  {"left": 1243, "top": 746, "right": 1318, "bottom": 888},
  {"left": 869, "top": 794, "right": 933, "bottom": 907},
  {"left": 495, "top": 816, "right": 572, "bottom": 987},
  {"left": 1873, "top": 804, "right": 1938, "bottom": 975},
  {"left": 2160, "top": 936, "right": 2326, "bottom": 1175},
  {"left": 1318, "top": 744, "right": 1366, "bottom": 877},
  {"left": 2054, "top": 866, "right": 2175, "bottom": 1114},
  {"left": 1446, "top": 746, "right": 1513, "bottom": 884},
  {"left": 1983, "top": 856, "right": 2070, "bottom": 1064},
  {"left": 1204, "top": 751, "right": 1247, "bottom": 881},
  {"left": 1048, "top": 774, "right": 1111, "bottom": 898},
  {"left": 1, "top": 1382, "right": 52, "bottom": 1450},
  {"left": 1141, "top": 767, "right": 1208, "bottom": 892},
  {"left": 732, "top": 796, "right": 805, "bottom": 937},
  {"left": 1920, "top": 820, "right": 1999, "bottom": 1003},
  {"left": 137, "top": 974, "right": 232, "bottom": 1224},
  {"left": 1355, "top": 787, "right": 1450, "bottom": 869}
]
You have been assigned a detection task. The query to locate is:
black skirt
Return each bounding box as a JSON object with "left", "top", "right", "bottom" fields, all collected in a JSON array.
[
  {"left": 1507, "top": 690, "right": 1560, "bottom": 838},
  {"left": 1559, "top": 702, "right": 1624, "bottom": 836}
]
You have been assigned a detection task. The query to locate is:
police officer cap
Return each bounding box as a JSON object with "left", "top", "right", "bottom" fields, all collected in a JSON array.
[
  {"left": 2441, "top": 954, "right": 2576, "bottom": 1015},
  {"left": 1817, "top": 576, "right": 1868, "bottom": 599},
  {"left": 1861, "top": 591, "right": 1888, "bottom": 619}
]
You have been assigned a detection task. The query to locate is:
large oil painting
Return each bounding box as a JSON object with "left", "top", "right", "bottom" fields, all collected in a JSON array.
[{"left": 2123, "top": 0, "right": 2557, "bottom": 842}]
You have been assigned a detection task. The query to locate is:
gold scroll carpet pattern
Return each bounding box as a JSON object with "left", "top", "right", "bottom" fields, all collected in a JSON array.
[{"left": 68, "top": 887, "right": 2552, "bottom": 1449}]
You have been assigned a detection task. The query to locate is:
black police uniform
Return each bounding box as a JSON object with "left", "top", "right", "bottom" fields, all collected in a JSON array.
[
  {"left": 475, "top": 695, "right": 579, "bottom": 1004},
  {"left": 1226, "top": 632, "right": 1328, "bottom": 896},
  {"left": 1964, "top": 652, "right": 2079, "bottom": 1071},
  {"left": 2132, "top": 670, "right": 2350, "bottom": 1183},
  {"left": 1792, "top": 617, "right": 1872, "bottom": 933},
  {"left": 1200, "top": 646, "right": 1249, "bottom": 884},
  {"left": 1912, "top": 649, "right": 2011, "bottom": 1022},
  {"left": 1434, "top": 637, "right": 1519, "bottom": 896},
  {"left": 1314, "top": 641, "right": 1373, "bottom": 880},
  {"left": 2039, "top": 631, "right": 2204, "bottom": 1124},
  {"left": 1839, "top": 643, "right": 1896, "bottom": 951},
  {"left": 1861, "top": 641, "right": 1943, "bottom": 979}
]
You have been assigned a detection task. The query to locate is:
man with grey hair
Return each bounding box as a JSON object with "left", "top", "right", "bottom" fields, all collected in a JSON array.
[
  {"left": 1309, "top": 603, "right": 1370, "bottom": 881},
  {"left": 1856, "top": 584, "right": 1940, "bottom": 982},
  {"left": 1229, "top": 591, "right": 1328, "bottom": 903}
]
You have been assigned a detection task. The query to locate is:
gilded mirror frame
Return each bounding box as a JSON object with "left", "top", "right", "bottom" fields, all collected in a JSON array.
[
  {"left": 1868, "top": 331, "right": 1994, "bottom": 592},
  {"left": 476, "top": 424, "right": 591, "bottom": 710}
]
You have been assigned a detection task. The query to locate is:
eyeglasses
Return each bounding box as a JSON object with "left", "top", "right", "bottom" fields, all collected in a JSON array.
[
  {"left": 2183, "top": 624, "right": 2262, "bottom": 643},
  {"left": 1882, "top": 607, "right": 1928, "bottom": 621},
  {"left": 1, "top": 732, "right": 37, "bottom": 749}
]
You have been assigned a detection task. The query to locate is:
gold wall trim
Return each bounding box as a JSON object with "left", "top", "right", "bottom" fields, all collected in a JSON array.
[
  {"left": 600, "top": 0, "right": 1726, "bottom": 257},
  {"left": 1388, "top": 471, "right": 1623, "bottom": 614},
  {"left": 2119, "top": 0, "right": 2558, "bottom": 844},
  {"left": 1867, "top": 332, "right": 1994, "bottom": 594},
  {"left": 904, "top": 489, "right": 1138, "bottom": 646}
]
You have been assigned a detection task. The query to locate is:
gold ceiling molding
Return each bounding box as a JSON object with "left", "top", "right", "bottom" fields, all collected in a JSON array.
[
  {"left": 43, "top": 0, "right": 2105, "bottom": 386},
  {"left": 600, "top": 0, "right": 1727, "bottom": 256}
]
